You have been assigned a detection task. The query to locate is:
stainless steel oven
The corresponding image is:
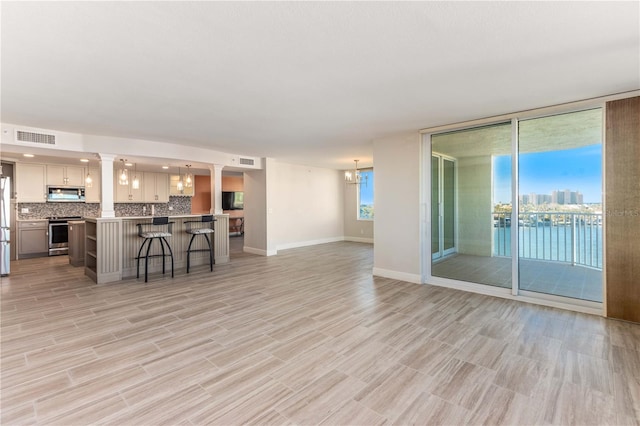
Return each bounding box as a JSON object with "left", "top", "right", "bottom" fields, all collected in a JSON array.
[{"left": 48, "top": 216, "right": 82, "bottom": 256}]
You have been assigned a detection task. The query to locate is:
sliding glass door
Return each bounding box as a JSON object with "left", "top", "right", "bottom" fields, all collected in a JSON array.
[
  {"left": 428, "top": 108, "right": 603, "bottom": 304},
  {"left": 431, "top": 123, "right": 512, "bottom": 288},
  {"left": 518, "top": 109, "right": 603, "bottom": 302}
]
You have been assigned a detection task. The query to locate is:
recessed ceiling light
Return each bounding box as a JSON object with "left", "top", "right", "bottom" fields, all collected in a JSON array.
[
  {"left": 125, "top": 162, "right": 133, "bottom": 167},
  {"left": 162, "top": 166, "right": 169, "bottom": 169},
  {"left": 80, "top": 158, "right": 89, "bottom": 163},
  {"left": 23, "top": 153, "right": 34, "bottom": 158}
]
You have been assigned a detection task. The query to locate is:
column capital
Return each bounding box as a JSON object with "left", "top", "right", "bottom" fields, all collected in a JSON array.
[{"left": 98, "top": 153, "right": 118, "bottom": 162}]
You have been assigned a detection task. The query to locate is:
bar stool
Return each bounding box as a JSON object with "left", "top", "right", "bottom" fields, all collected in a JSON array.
[
  {"left": 136, "top": 216, "right": 174, "bottom": 282},
  {"left": 185, "top": 215, "right": 216, "bottom": 273}
]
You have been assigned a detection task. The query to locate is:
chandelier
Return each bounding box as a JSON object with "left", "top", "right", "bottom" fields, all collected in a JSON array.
[{"left": 345, "top": 159, "right": 367, "bottom": 186}]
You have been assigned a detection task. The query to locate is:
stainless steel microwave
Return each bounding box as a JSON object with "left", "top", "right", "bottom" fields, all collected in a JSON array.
[{"left": 46, "top": 186, "right": 85, "bottom": 202}]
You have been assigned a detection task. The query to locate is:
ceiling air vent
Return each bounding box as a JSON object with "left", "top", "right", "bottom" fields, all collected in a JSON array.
[
  {"left": 239, "top": 157, "right": 254, "bottom": 166},
  {"left": 16, "top": 130, "right": 56, "bottom": 145}
]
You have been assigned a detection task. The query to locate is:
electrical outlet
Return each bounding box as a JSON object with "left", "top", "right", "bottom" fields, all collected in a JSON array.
[
  {"left": 168, "top": 206, "right": 173, "bottom": 211},
  {"left": 21, "top": 208, "right": 29, "bottom": 214}
]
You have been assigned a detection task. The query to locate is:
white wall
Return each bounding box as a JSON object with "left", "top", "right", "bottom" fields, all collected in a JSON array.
[
  {"left": 271, "top": 161, "right": 344, "bottom": 250},
  {"left": 243, "top": 167, "right": 270, "bottom": 255},
  {"left": 343, "top": 182, "right": 374, "bottom": 242},
  {"left": 372, "top": 132, "right": 422, "bottom": 283}
]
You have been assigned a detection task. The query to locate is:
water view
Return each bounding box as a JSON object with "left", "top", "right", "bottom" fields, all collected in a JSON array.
[{"left": 493, "top": 212, "right": 603, "bottom": 269}]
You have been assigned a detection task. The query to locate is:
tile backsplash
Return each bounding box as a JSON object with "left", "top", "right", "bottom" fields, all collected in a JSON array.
[
  {"left": 18, "top": 196, "right": 192, "bottom": 219},
  {"left": 115, "top": 196, "right": 192, "bottom": 217}
]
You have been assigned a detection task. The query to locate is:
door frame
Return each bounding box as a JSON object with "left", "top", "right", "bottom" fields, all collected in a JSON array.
[{"left": 431, "top": 152, "right": 457, "bottom": 260}]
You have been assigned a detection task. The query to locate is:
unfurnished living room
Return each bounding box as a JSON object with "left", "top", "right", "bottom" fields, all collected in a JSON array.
[{"left": 1, "top": 2, "right": 639, "bottom": 425}]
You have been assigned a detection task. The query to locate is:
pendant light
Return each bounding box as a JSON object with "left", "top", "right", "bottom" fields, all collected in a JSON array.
[
  {"left": 177, "top": 166, "right": 184, "bottom": 192},
  {"left": 345, "top": 159, "right": 367, "bottom": 186},
  {"left": 85, "top": 171, "right": 93, "bottom": 188},
  {"left": 132, "top": 163, "right": 140, "bottom": 190},
  {"left": 118, "top": 159, "right": 129, "bottom": 186},
  {"left": 185, "top": 165, "right": 193, "bottom": 188}
]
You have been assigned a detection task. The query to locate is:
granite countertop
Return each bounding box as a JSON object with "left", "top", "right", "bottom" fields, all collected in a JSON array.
[{"left": 85, "top": 214, "right": 229, "bottom": 220}]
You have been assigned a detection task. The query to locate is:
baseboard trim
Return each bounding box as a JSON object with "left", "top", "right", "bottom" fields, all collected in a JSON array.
[
  {"left": 372, "top": 267, "right": 421, "bottom": 284},
  {"left": 277, "top": 236, "right": 344, "bottom": 251},
  {"left": 344, "top": 237, "right": 374, "bottom": 244},
  {"left": 243, "top": 246, "right": 277, "bottom": 256}
]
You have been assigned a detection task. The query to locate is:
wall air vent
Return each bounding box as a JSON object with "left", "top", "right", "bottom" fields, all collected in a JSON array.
[
  {"left": 239, "top": 157, "right": 254, "bottom": 166},
  {"left": 16, "top": 130, "right": 56, "bottom": 145}
]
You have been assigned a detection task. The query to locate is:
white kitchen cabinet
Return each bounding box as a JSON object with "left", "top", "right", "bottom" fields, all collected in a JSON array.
[
  {"left": 47, "top": 165, "right": 85, "bottom": 186},
  {"left": 16, "top": 163, "right": 47, "bottom": 202},
  {"left": 169, "top": 174, "right": 194, "bottom": 196},
  {"left": 84, "top": 167, "right": 101, "bottom": 203},
  {"left": 143, "top": 172, "right": 169, "bottom": 203},
  {"left": 114, "top": 173, "right": 144, "bottom": 202}
]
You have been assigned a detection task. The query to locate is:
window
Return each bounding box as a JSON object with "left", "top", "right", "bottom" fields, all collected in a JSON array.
[{"left": 357, "top": 169, "right": 374, "bottom": 220}]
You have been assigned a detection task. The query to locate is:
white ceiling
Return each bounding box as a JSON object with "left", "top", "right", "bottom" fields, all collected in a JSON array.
[{"left": 1, "top": 2, "right": 638, "bottom": 169}]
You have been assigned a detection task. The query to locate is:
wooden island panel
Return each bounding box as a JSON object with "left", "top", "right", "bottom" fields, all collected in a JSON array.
[{"left": 85, "top": 215, "right": 229, "bottom": 283}]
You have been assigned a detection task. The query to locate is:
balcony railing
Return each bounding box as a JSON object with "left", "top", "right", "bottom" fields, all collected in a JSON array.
[{"left": 493, "top": 211, "right": 603, "bottom": 270}]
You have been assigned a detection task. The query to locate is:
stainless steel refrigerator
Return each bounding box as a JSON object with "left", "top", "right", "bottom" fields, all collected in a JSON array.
[{"left": 1, "top": 176, "right": 10, "bottom": 276}]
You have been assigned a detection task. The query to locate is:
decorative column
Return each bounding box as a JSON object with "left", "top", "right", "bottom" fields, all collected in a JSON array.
[
  {"left": 209, "top": 164, "right": 224, "bottom": 214},
  {"left": 98, "top": 153, "right": 116, "bottom": 218}
]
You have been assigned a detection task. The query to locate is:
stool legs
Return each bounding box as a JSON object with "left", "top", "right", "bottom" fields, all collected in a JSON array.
[
  {"left": 137, "top": 238, "right": 151, "bottom": 280},
  {"left": 161, "top": 237, "right": 174, "bottom": 277},
  {"left": 145, "top": 237, "right": 153, "bottom": 283},
  {"left": 137, "top": 237, "right": 174, "bottom": 283},
  {"left": 204, "top": 234, "right": 213, "bottom": 271},
  {"left": 186, "top": 234, "right": 196, "bottom": 273},
  {"left": 186, "top": 233, "right": 214, "bottom": 273}
]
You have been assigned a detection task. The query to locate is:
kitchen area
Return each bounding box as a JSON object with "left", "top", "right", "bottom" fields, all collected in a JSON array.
[{"left": 0, "top": 155, "right": 245, "bottom": 283}]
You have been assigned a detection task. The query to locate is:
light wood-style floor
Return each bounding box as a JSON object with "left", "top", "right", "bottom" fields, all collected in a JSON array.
[{"left": 1, "top": 242, "right": 639, "bottom": 425}]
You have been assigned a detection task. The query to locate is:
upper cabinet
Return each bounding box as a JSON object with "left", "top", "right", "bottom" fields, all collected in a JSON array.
[
  {"left": 142, "top": 172, "right": 169, "bottom": 203},
  {"left": 113, "top": 172, "right": 170, "bottom": 203},
  {"left": 169, "top": 174, "right": 194, "bottom": 196},
  {"left": 84, "top": 167, "right": 101, "bottom": 203},
  {"left": 114, "top": 173, "right": 144, "bottom": 203},
  {"left": 16, "top": 163, "right": 47, "bottom": 202},
  {"left": 47, "top": 165, "right": 85, "bottom": 186}
]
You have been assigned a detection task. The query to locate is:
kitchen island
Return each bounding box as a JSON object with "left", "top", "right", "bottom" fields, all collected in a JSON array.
[{"left": 84, "top": 214, "right": 230, "bottom": 284}]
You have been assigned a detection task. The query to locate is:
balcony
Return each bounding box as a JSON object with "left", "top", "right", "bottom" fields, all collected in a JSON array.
[
  {"left": 431, "top": 212, "right": 603, "bottom": 302},
  {"left": 493, "top": 211, "right": 603, "bottom": 270}
]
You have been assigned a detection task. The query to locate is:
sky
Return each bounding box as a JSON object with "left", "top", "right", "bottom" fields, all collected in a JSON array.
[
  {"left": 493, "top": 144, "right": 602, "bottom": 204},
  {"left": 359, "top": 170, "right": 374, "bottom": 205}
]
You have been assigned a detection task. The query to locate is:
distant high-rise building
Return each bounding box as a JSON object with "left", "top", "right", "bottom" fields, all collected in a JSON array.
[
  {"left": 551, "top": 189, "right": 583, "bottom": 205},
  {"left": 521, "top": 189, "right": 584, "bottom": 206}
]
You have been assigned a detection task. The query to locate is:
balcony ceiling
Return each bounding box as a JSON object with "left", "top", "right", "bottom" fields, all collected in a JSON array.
[
  {"left": 1, "top": 2, "right": 638, "bottom": 169},
  {"left": 432, "top": 108, "right": 603, "bottom": 158}
]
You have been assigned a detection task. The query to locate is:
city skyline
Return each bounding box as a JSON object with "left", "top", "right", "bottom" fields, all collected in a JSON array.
[
  {"left": 519, "top": 189, "right": 584, "bottom": 206},
  {"left": 493, "top": 144, "right": 602, "bottom": 204}
]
